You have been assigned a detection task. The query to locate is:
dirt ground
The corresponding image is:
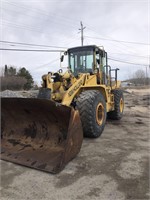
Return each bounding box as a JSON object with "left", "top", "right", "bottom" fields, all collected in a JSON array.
[{"left": 0, "top": 87, "right": 150, "bottom": 200}]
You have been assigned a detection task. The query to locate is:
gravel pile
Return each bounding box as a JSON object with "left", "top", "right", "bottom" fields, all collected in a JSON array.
[
  {"left": 0, "top": 90, "right": 39, "bottom": 98},
  {"left": 0, "top": 90, "right": 24, "bottom": 98}
]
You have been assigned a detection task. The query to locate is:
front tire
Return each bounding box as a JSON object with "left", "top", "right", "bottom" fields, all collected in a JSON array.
[{"left": 76, "top": 90, "right": 106, "bottom": 138}]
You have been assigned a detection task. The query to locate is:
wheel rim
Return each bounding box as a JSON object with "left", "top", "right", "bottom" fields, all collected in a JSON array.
[
  {"left": 96, "top": 103, "right": 104, "bottom": 125},
  {"left": 120, "top": 98, "right": 124, "bottom": 113}
]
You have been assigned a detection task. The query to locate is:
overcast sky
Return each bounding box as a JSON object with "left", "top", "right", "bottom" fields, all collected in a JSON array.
[{"left": 0, "top": 0, "right": 149, "bottom": 84}]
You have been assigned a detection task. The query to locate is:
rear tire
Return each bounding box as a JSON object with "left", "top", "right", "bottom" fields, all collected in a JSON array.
[
  {"left": 76, "top": 90, "right": 106, "bottom": 138},
  {"left": 107, "top": 89, "right": 124, "bottom": 120}
]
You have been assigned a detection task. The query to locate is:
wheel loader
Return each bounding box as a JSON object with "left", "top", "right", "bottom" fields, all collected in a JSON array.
[{"left": 1, "top": 45, "right": 124, "bottom": 173}]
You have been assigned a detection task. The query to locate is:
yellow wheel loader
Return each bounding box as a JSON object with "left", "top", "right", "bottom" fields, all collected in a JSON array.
[{"left": 1, "top": 45, "right": 124, "bottom": 173}]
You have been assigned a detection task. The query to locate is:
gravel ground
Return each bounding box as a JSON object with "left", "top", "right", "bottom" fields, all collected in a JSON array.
[{"left": 0, "top": 88, "right": 150, "bottom": 200}]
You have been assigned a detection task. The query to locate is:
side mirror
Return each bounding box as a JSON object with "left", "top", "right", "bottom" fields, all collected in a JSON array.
[
  {"left": 60, "top": 55, "right": 64, "bottom": 62},
  {"left": 64, "top": 51, "right": 67, "bottom": 55}
]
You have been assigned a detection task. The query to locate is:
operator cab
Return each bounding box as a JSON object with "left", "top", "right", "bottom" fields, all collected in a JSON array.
[{"left": 67, "top": 45, "right": 107, "bottom": 77}]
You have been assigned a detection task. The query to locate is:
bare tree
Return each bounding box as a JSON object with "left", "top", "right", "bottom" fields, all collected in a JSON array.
[{"left": 132, "top": 69, "right": 146, "bottom": 85}]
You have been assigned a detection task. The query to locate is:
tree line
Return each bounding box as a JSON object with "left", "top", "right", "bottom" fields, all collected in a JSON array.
[
  {"left": 1, "top": 65, "right": 34, "bottom": 91},
  {"left": 128, "top": 69, "right": 149, "bottom": 86}
]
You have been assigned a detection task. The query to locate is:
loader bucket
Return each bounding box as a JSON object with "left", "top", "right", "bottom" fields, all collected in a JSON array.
[{"left": 1, "top": 98, "right": 83, "bottom": 173}]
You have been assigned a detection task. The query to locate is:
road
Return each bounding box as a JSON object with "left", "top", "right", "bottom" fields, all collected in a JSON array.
[{"left": 1, "top": 88, "right": 150, "bottom": 200}]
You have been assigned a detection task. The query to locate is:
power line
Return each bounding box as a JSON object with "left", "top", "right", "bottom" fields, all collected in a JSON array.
[
  {"left": 1, "top": 40, "right": 149, "bottom": 58},
  {"left": 3, "top": 1, "right": 78, "bottom": 26},
  {"left": 3, "top": 1, "right": 148, "bottom": 49},
  {"left": 2, "top": 20, "right": 43, "bottom": 33},
  {"left": 108, "top": 57, "right": 149, "bottom": 66},
  {"left": 2, "top": 19, "right": 77, "bottom": 40},
  {"left": 0, "top": 48, "right": 64, "bottom": 52},
  {"left": 2, "top": 1, "right": 79, "bottom": 30},
  {"left": 109, "top": 52, "right": 149, "bottom": 59},
  {"left": 35, "top": 58, "right": 60, "bottom": 69},
  {"left": 85, "top": 35, "right": 150, "bottom": 46},
  {"left": 1, "top": 20, "right": 79, "bottom": 45},
  {"left": 1, "top": 47, "right": 149, "bottom": 65},
  {"left": 1, "top": 48, "right": 149, "bottom": 66},
  {"left": 0, "top": 40, "right": 67, "bottom": 49},
  {"left": 85, "top": 28, "right": 144, "bottom": 55},
  {"left": 3, "top": 1, "right": 149, "bottom": 49}
]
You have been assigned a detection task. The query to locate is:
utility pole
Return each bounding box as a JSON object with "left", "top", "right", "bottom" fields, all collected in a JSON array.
[
  {"left": 145, "top": 66, "right": 148, "bottom": 85},
  {"left": 79, "top": 21, "right": 86, "bottom": 46},
  {"left": 146, "top": 66, "right": 148, "bottom": 77}
]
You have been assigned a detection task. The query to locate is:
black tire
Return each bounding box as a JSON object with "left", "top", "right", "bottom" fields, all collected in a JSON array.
[
  {"left": 76, "top": 90, "right": 106, "bottom": 138},
  {"left": 107, "top": 89, "right": 124, "bottom": 120},
  {"left": 37, "top": 88, "right": 51, "bottom": 99}
]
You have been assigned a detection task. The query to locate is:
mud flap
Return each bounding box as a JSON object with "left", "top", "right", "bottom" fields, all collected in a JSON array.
[{"left": 1, "top": 98, "right": 83, "bottom": 173}]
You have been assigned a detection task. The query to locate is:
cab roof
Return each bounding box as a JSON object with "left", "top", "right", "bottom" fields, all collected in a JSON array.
[{"left": 68, "top": 45, "right": 105, "bottom": 53}]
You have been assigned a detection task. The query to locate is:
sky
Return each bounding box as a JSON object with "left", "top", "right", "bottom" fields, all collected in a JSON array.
[{"left": 0, "top": 0, "right": 150, "bottom": 85}]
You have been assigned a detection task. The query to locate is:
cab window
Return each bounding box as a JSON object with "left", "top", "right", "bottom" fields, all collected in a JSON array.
[{"left": 69, "top": 50, "right": 94, "bottom": 75}]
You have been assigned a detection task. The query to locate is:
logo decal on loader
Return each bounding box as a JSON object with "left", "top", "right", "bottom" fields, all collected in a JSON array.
[{"left": 68, "top": 80, "right": 82, "bottom": 96}]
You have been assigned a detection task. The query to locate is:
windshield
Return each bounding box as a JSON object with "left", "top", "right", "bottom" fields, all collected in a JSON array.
[{"left": 69, "top": 50, "right": 94, "bottom": 75}]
